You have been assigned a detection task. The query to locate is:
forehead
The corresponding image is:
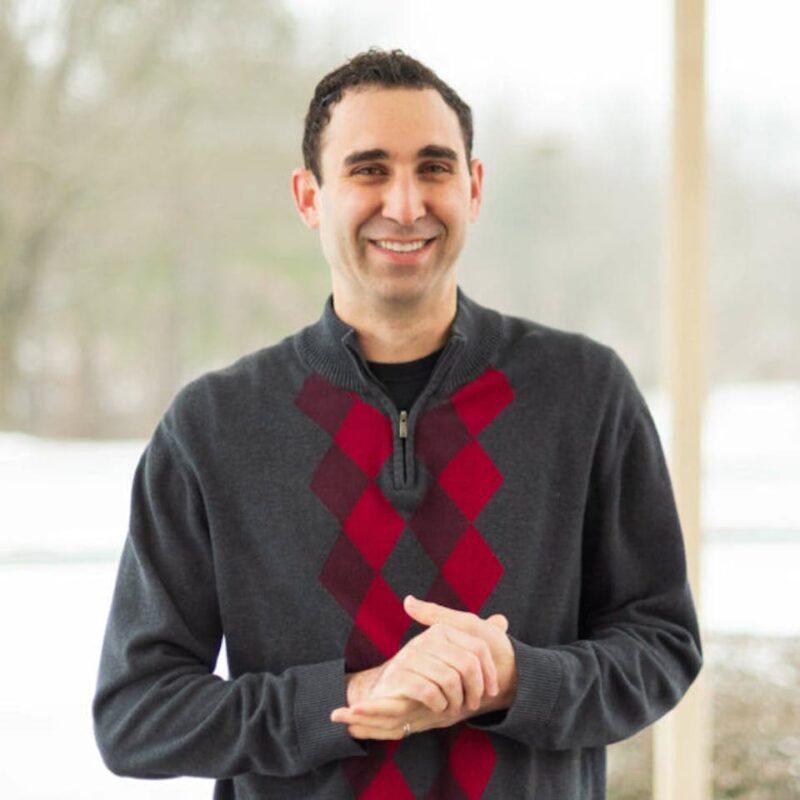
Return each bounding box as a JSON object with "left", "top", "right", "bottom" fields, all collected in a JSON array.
[{"left": 320, "top": 86, "right": 465, "bottom": 166}]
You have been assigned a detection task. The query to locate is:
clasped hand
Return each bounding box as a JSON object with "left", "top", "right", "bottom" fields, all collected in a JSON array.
[{"left": 330, "top": 595, "right": 516, "bottom": 740}]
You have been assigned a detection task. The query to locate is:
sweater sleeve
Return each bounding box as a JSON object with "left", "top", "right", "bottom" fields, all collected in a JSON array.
[
  {"left": 471, "top": 369, "right": 703, "bottom": 749},
  {"left": 92, "top": 420, "right": 365, "bottom": 779}
]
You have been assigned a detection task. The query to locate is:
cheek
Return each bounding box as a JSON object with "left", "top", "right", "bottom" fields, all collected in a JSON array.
[{"left": 434, "top": 186, "right": 472, "bottom": 223}]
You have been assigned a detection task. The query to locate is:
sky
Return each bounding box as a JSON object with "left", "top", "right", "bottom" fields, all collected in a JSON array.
[{"left": 288, "top": 0, "right": 800, "bottom": 179}]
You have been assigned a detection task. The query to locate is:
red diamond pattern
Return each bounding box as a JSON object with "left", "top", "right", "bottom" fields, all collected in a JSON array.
[
  {"left": 437, "top": 441, "right": 503, "bottom": 523},
  {"left": 442, "top": 527, "right": 505, "bottom": 612},
  {"left": 296, "top": 367, "right": 515, "bottom": 799},
  {"left": 448, "top": 728, "right": 497, "bottom": 800},
  {"left": 452, "top": 367, "right": 515, "bottom": 437},
  {"left": 414, "top": 367, "right": 514, "bottom": 799},
  {"left": 355, "top": 575, "right": 412, "bottom": 658},
  {"left": 297, "top": 373, "right": 415, "bottom": 798},
  {"left": 345, "top": 484, "right": 406, "bottom": 570},
  {"left": 336, "top": 400, "right": 394, "bottom": 479}
]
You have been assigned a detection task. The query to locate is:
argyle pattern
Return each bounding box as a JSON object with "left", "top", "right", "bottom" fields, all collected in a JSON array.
[{"left": 295, "top": 367, "right": 514, "bottom": 800}]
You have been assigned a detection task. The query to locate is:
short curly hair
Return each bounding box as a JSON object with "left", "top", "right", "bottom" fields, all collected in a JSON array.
[{"left": 302, "top": 48, "right": 473, "bottom": 185}]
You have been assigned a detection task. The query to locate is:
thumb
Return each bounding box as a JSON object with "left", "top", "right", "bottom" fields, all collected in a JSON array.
[{"left": 487, "top": 614, "right": 509, "bottom": 632}]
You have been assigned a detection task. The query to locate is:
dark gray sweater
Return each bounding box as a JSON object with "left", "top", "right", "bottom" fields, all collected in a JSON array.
[{"left": 93, "top": 287, "right": 702, "bottom": 799}]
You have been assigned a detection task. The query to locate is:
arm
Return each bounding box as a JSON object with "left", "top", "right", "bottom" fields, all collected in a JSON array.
[
  {"left": 92, "top": 421, "right": 364, "bottom": 779},
  {"left": 470, "top": 399, "right": 703, "bottom": 749}
]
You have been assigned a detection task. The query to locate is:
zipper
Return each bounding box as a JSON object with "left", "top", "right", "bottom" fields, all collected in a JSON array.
[
  {"left": 344, "top": 331, "right": 465, "bottom": 490},
  {"left": 398, "top": 410, "right": 408, "bottom": 484},
  {"left": 398, "top": 410, "right": 409, "bottom": 439}
]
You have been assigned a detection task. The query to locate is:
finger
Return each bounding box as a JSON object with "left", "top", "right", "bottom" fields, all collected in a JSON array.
[
  {"left": 404, "top": 648, "right": 467, "bottom": 711},
  {"left": 332, "top": 696, "right": 412, "bottom": 720},
  {"left": 333, "top": 709, "right": 407, "bottom": 733},
  {"left": 374, "top": 663, "right": 450, "bottom": 713},
  {"left": 435, "top": 624, "right": 498, "bottom": 698},
  {"left": 332, "top": 698, "right": 424, "bottom": 737},
  {"left": 346, "top": 722, "right": 409, "bottom": 741},
  {"left": 405, "top": 594, "right": 475, "bottom": 630},
  {"left": 405, "top": 598, "right": 501, "bottom": 698},
  {"left": 416, "top": 633, "right": 485, "bottom": 710},
  {"left": 487, "top": 613, "right": 509, "bottom": 632}
]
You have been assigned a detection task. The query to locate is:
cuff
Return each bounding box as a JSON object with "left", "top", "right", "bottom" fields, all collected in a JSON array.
[
  {"left": 469, "top": 637, "right": 563, "bottom": 741},
  {"left": 292, "top": 659, "right": 366, "bottom": 770}
]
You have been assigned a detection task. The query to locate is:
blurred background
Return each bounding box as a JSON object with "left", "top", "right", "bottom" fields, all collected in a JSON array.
[{"left": 1, "top": 0, "right": 798, "bottom": 797}]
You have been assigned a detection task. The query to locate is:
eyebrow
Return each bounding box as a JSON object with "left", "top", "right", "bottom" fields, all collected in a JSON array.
[{"left": 343, "top": 145, "right": 460, "bottom": 167}]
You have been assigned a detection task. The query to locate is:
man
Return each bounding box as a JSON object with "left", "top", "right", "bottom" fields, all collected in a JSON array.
[{"left": 93, "top": 48, "right": 702, "bottom": 799}]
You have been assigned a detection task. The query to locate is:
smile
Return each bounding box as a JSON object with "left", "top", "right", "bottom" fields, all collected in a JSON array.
[{"left": 372, "top": 238, "right": 433, "bottom": 253}]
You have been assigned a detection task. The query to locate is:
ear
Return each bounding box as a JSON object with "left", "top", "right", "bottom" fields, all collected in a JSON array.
[
  {"left": 468, "top": 158, "right": 484, "bottom": 223},
  {"left": 291, "top": 168, "right": 321, "bottom": 229}
]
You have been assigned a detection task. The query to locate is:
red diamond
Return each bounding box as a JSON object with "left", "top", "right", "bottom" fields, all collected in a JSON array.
[
  {"left": 355, "top": 576, "right": 411, "bottom": 658},
  {"left": 452, "top": 368, "right": 514, "bottom": 437},
  {"left": 359, "top": 759, "right": 416, "bottom": 800},
  {"left": 344, "top": 484, "right": 406, "bottom": 570},
  {"left": 442, "top": 527, "right": 504, "bottom": 613},
  {"left": 336, "top": 400, "right": 393, "bottom": 479},
  {"left": 438, "top": 441, "right": 503, "bottom": 522},
  {"left": 449, "top": 728, "right": 497, "bottom": 800}
]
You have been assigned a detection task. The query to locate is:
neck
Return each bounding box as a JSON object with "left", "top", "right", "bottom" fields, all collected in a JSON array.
[{"left": 332, "top": 286, "right": 457, "bottom": 363}]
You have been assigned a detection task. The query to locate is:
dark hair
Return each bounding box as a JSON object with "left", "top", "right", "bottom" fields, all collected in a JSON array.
[{"left": 302, "top": 48, "right": 473, "bottom": 185}]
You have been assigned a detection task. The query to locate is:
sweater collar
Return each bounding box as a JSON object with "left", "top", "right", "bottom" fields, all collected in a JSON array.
[{"left": 295, "top": 286, "right": 503, "bottom": 395}]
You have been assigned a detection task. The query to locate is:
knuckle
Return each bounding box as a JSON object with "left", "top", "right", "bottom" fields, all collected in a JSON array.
[
  {"left": 443, "top": 673, "right": 461, "bottom": 693},
  {"left": 422, "top": 685, "right": 439, "bottom": 704}
]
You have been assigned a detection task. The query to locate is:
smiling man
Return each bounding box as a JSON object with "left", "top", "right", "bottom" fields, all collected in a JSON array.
[
  {"left": 292, "top": 81, "right": 483, "bottom": 363},
  {"left": 94, "top": 49, "right": 702, "bottom": 799}
]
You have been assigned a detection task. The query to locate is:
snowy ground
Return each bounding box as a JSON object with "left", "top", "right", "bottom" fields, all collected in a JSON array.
[{"left": 1, "top": 382, "right": 798, "bottom": 799}]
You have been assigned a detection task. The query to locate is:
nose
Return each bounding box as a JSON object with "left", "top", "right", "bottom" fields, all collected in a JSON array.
[{"left": 381, "top": 174, "right": 426, "bottom": 227}]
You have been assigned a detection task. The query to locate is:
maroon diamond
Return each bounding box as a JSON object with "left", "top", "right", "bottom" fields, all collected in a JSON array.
[
  {"left": 295, "top": 373, "right": 355, "bottom": 436},
  {"left": 310, "top": 444, "right": 369, "bottom": 523},
  {"left": 319, "top": 534, "right": 373, "bottom": 618},
  {"left": 416, "top": 402, "right": 472, "bottom": 476},
  {"left": 409, "top": 483, "right": 469, "bottom": 567}
]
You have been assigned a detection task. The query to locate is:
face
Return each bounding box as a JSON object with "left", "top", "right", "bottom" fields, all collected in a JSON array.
[{"left": 292, "top": 87, "right": 483, "bottom": 312}]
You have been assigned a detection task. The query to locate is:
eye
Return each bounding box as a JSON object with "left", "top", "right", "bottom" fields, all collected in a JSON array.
[
  {"left": 421, "top": 163, "right": 451, "bottom": 175},
  {"left": 352, "top": 165, "right": 385, "bottom": 176}
]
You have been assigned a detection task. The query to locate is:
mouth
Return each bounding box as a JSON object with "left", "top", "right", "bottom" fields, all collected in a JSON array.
[{"left": 367, "top": 237, "right": 437, "bottom": 263}]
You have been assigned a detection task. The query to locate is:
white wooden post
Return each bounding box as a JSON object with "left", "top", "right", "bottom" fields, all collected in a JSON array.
[{"left": 653, "top": 0, "right": 712, "bottom": 798}]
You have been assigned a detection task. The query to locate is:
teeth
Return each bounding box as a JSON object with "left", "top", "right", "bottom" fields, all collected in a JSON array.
[{"left": 375, "top": 239, "right": 429, "bottom": 253}]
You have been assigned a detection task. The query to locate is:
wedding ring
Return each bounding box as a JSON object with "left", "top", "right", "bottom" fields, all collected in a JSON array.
[{"left": 403, "top": 722, "right": 412, "bottom": 738}]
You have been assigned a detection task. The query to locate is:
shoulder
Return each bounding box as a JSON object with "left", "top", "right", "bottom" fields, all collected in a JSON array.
[
  {"left": 160, "top": 334, "right": 299, "bottom": 445},
  {"left": 496, "top": 307, "right": 637, "bottom": 399}
]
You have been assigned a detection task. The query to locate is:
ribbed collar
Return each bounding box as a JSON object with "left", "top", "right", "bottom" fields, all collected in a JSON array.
[{"left": 295, "top": 286, "right": 504, "bottom": 396}]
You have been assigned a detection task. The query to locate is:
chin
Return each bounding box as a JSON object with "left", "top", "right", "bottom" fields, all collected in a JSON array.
[{"left": 370, "top": 277, "right": 432, "bottom": 305}]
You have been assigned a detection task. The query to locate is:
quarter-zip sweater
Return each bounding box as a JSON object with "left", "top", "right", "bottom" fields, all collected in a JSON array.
[{"left": 93, "top": 287, "right": 702, "bottom": 799}]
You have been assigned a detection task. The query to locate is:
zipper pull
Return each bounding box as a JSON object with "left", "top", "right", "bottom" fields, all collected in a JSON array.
[{"left": 399, "top": 410, "right": 408, "bottom": 439}]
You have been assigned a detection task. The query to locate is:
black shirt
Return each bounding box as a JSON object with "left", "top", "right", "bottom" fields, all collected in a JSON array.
[{"left": 366, "top": 346, "right": 445, "bottom": 412}]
